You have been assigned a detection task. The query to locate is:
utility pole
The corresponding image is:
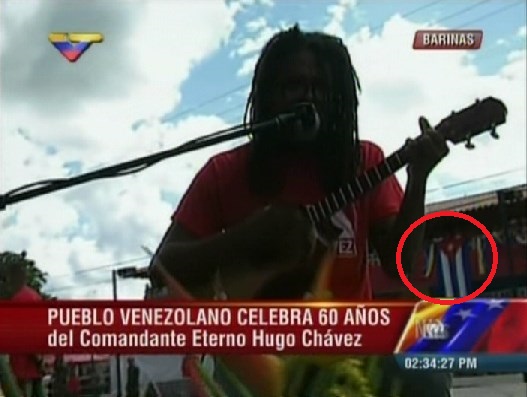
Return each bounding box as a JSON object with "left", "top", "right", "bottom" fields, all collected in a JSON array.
[
  {"left": 112, "top": 269, "right": 122, "bottom": 397},
  {"left": 112, "top": 265, "right": 148, "bottom": 397}
]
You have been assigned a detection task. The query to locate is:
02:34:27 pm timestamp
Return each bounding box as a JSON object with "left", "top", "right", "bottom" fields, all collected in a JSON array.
[{"left": 401, "top": 354, "right": 477, "bottom": 371}]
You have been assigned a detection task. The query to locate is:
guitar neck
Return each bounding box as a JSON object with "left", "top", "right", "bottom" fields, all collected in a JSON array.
[{"left": 304, "top": 146, "right": 409, "bottom": 223}]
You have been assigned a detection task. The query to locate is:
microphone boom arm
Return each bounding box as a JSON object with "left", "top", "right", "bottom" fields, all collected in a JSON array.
[{"left": 0, "top": 109, "right": 305, "bottom": 211}]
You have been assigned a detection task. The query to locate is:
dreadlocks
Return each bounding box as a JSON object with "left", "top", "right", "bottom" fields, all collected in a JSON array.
[{"left": 244, "top": 24, "right": 362, "bottom": 197}]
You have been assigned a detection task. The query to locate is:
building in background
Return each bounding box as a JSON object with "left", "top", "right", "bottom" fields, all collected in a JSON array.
[
  {"left": 371, "top": 184, "right": 527, "bottom": 299},
  {"left": 136, "top": 184, "right": 527, "bottom": 300},
  {"left": 44, "top": 355, "right": 111, "bottom": 397},
  {"left": 120, "top": 184, "right": 526, "bottom": 394}
]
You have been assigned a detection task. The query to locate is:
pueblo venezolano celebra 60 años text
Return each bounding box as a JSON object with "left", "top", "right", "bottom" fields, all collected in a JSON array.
[
  {"left": 46, "top": 306, "right": 393, "bottom": 352},
  {"left": 47, "top": 307, "right": 392, "bottom": 327}
]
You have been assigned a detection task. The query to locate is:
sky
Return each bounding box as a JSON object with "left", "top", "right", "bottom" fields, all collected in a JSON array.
[{"left": 1, "top": 0, "right": 525, "bottom": 300}]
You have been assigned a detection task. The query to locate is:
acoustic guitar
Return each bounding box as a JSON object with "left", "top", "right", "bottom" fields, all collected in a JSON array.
[
  {"left": 147, "top": 97, "right": 507, "bottom": 397},
  {"left": 213, "top": 96, "right": 508, "bottom": 300}
]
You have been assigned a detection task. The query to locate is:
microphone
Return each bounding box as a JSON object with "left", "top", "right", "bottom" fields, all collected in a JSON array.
[
  {"left": 275, "top": 102, "right": 320, "bottom": 143},
  {"left": 254, "top": 102, "right": 320, "bottom": 144}
]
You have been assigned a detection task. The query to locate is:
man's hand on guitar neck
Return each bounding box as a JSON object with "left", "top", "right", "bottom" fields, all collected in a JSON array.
[
  {"left": 373, "top": 117, "right": 450, "bottom": 279},
  {"left": 405, "top": 116, "right": 450, "bottom": 181}
]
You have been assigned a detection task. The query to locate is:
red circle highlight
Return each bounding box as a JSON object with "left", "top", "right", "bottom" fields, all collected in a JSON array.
[{"left": 396, "top": 210, "right": 498, "bottom": 305}]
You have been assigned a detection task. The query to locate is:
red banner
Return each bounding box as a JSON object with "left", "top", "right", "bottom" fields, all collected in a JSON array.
[{"left": 0, "top": 301, "right": 414, "bottom": 354}]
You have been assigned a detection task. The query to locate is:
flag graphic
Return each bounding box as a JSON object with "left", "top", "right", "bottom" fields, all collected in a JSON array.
[
  {"left": 436, "top": 236, "right": 473, "bottom": 297},
  {"left": 396, "top": 299, "right": 527, "bottom": 354},
  {"left": 472, "top": 236, "right": 490, "bottom": 276},
  {"left": 422, "top": 243, "right": 435, "bottom": 278},
  {"left": 48, "top": 33, "right": 103, "bottom": 62}
]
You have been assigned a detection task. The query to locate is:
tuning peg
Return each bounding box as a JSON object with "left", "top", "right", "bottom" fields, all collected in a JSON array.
[
  {"left": 465, "top": 136, "right": 475, "bottom": 150},
  {"left": 490, "top": 125, "right": 500, "bottom": 139}
]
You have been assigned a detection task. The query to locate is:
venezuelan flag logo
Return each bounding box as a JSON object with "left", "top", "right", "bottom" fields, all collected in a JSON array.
[
  {"left": 395, "top": 299, "right": 527, "bottom": 354},
  {"left": 48, "top": 32, "right": 104, "bottom": 63}
]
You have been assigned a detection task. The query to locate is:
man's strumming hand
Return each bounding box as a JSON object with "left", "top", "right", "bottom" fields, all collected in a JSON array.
[{"left": 244, "top": 204, "right": 317, "bottom": 267}]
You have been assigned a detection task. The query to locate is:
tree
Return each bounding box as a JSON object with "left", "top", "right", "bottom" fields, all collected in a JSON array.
[
  {"left": 0, "top": 250, "right": 54, "bottom": 300},
  {"left": 0, "top": 354, "right": 22, "bottom": 397},
  {"left": 0, "top": 251, "right": 54, "bottom": 397}
]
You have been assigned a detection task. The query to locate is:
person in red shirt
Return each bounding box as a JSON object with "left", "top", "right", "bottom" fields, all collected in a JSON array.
[
  {"left": 0, "top": 252, "right": 45, "bottom": 397},
  {"left": 152, "top": 25, "right": 450, "bottom": 397},
  {"left": 67, "top": 371, "right": 81, "bottom": 397}
]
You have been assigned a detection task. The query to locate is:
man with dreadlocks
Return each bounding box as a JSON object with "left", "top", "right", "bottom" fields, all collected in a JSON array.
[{"left": 152, "top": 25, "right": 452, "bottom": 396}]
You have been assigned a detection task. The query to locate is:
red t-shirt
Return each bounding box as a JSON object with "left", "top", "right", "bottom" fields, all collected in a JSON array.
[
  {"left": 68, "top": 377, "right": 81, "bottom": 393},
  {"left": 173, "top": 141, "right": 403, "bottom": 300},
  {"left": 9, "top": 286, "right": 43, "bottom": 380}
]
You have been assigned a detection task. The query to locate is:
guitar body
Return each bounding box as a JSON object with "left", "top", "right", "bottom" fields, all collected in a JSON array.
[
  {"left": 219, "top": 215, "right": 343, "bottom": 301},
  {"left": 216, "top": 266, "right": 286, "bottom": 300},
  {"left": 253, "top": 240, "right": 337, "bottom": 300},
  {"left": 213, "top": 236, "right": 337, "bottom": 301}
]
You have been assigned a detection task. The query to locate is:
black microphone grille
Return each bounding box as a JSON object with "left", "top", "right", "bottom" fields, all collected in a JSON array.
[{"left": 292, "top": 102, "right": 320, "bottom": 140}]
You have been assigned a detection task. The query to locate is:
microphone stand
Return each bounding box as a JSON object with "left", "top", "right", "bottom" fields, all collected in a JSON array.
[{"left": 0, "top": 113, "right": 292, "bottom": 212}]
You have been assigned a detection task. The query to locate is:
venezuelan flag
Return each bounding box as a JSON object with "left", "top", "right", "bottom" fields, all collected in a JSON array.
[
  {"left": 395, "top": 301, "right": 449, "bottom": 352},
  {"left": 48, "top": 33, "right": 103, "bottom": 62},
  {"left": 396, "top": 299, "right": 527, "bottom": 354},
  {"left": 52, "top": 41, "right": 90, "bottom": 62}
]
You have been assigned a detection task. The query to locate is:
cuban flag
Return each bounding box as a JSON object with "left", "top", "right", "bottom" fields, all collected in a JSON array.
[
  {"left": 435, "top": 236, "right": 473, "bottom": 298},
  {"left": 422, "top": 241, "right": 436, "bottom": 278}
]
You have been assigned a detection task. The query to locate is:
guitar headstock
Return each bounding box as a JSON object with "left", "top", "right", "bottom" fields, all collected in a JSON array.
[{"left": 434, "top": 97, "right": 507, "bottom": 149}]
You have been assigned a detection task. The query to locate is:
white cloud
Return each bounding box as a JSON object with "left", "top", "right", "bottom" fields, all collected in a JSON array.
[
  {"left": 1, "top": 2, "right": 525, "bottom": 301},
  {"left": 324, "top": 0, "right": 358, "bottom": 37},
  {"left": 1, "top": 0, "right": 239, "bottom": 299},
  {"left": 1, "top": 113, "right": 244, "bottom": 298},
  {"left": 494, "top": 25, "right": 526, "bottom": 48},
  {"left": 342, "top": 15, "right": 525, "bottom": 201},
  {"left": 237, "top": 54, "right": 259, "bottom": 77},
  {"left": 246, "top": 16, "right": 268, "bottom": 32},
  {"left": 235, "top": 25, "right": 277, "bottom": 56},
  {"left": 2, "top": 0, "right": 238, "bottom": 168},
  {"left": 229, "top": 0, "right": 273, "bottom": 15},
  {"left": 234, "top": 16, "right": 279, "bottom": 77}
]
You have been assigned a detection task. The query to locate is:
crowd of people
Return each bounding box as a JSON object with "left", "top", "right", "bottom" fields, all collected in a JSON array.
[{"left": 0, "top": 252, "right": 140, "bottom": 397}]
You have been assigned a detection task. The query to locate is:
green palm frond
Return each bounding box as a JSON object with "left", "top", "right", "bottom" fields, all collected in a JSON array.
[{"left": 0, "top": 355, "right": 22, "bottom": 397}]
